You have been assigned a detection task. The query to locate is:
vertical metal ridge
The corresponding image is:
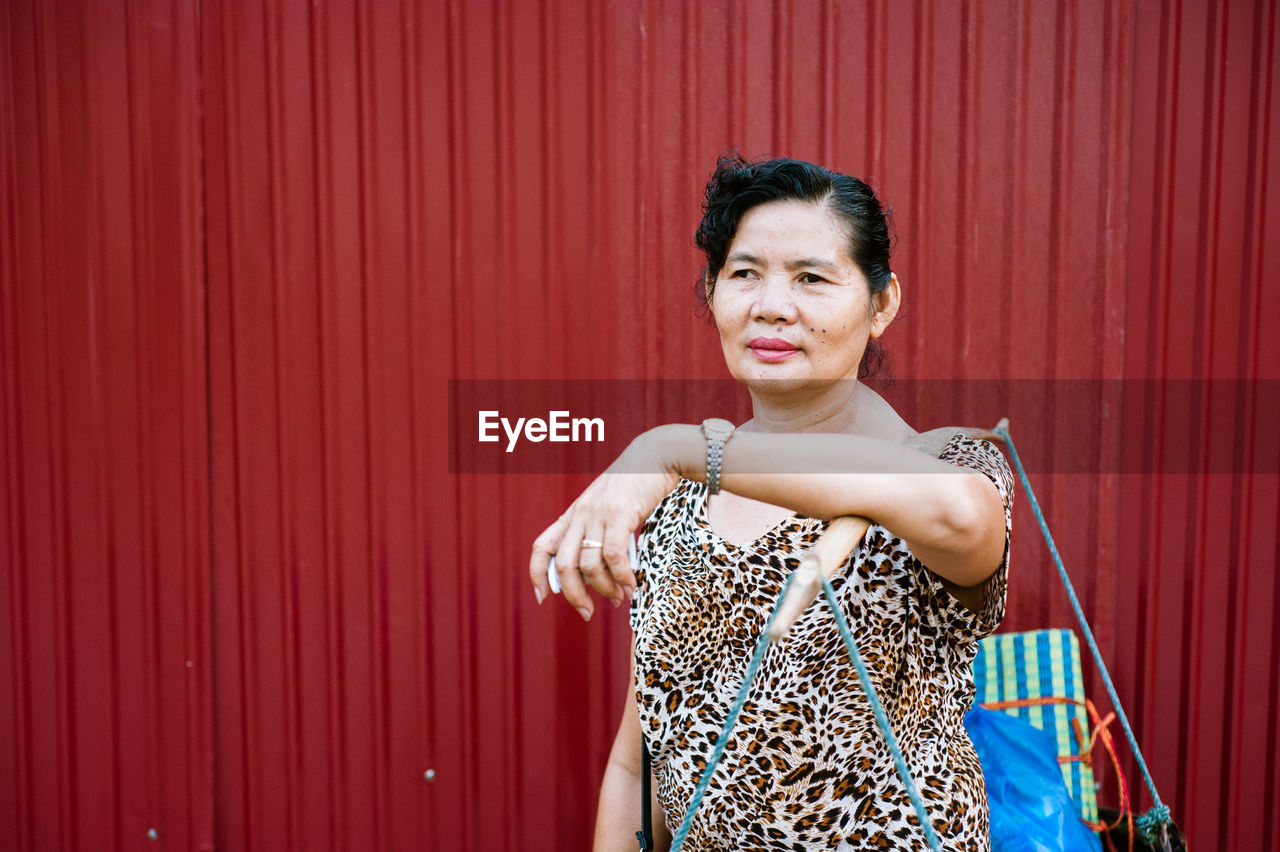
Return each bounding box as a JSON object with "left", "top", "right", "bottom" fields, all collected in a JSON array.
[
  {"left": 79, "top": 5, "right": 120, "bottom": 847},
  {"left": 1138, "top": 0, "right": 1180, "bottom": 814},
  {"left": 353, "top": 0, "right": 390, "bottom": 846},
  {"left": 1092, "top": 0, "right": 1128, "bottom": 761},
  {"left": 443, "top": 0, "right": 477, "bottom": 844},
  {"left": 1005, "top": 0, "right": 1026, "bottom": 386},
  {"left": 120, "top": 0, "right": 144, "bottom": 834},
  {"left": 728, "top": 0, "right": 741, "bottom": 145},
  {"left": 779, "top": 0, "right": 790, "bottom": 153},
  {"left": 183, "top": 0, "right": 215, "bottom": 828},
  {"left": 1246, "top": 3, "right": 1278, "bottom": 843},
  {"left": 258, "top": 1, "right": 285, "bottom": 847},
  {"left": 202, "top": 0, "right": 229, "bottom": 846},
  {"left": 0, "top": 4, "right": 36, "bottom": 842},
  {"left": 396, "top": 0, "right": 429, "bottom": 842},
  {"left": 34, "top": 0, "right": 80, "bottom": 842},
  {"left": 1058, "top": 0, "right": 1080, "bottom": 647},
  {"left": 1176, "top": 0, "right": 1216, "bottom": 820},
  {"left": 537, "top": 0, "right": 557, "bottom": 378},
  {"left": 1269, "top": 506, "right": 1280, "bottom": 851},
  {"left": 435, "top": 0, "right": 466, "bottom": 845},
  {"left": 1226, "top": 0, "right": 1276, "bottom": 842},
  {"left": 871, "top": 0, "right": 885, "bottom": 180},
  {"left": 220, "top": 0, "right": 255, "bottom": 840},
  {"left": 820, "top": 0, "right": 833, "bottom": 161},
  {"left": 496, "top": 0, "right": 518, "bottom": 830},
  {"left": 1200, "top": 0, "right": 1237, "bottom": 837},
  {"left": 769, "top": 0, "right": 780, "bottom": 152},
  {"left": 1123, "top": 0, "right": 1157, "bottom": 796},
  {"left": 641, "top": 4, "right": 655, "bottom": 366},
  {"left": 908, "top": 0, "right": 926, "bottom": 357},
  {"left": 267, "top": 0, "right": 302, "bottom": 844},
  {"left": 123, "top": 0, "right": 166, "bottom": 833},
  {"left": 493, "top": 0, "right": 512, "bottom": 378},
  {"left": 1045, "top": 0, "right": 1066, "bottom": 387},
  {"left": 302, "top": 0, "right": 345, "bottom": 843},
  {"left": 493, "top": 0, "right": 516, "bottom": 832},
  {"left": 955, "top": 0, "right": 972, "bottom": 370}
]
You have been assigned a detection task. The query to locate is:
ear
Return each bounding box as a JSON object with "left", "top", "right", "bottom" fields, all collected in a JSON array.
[{"left": 869, "top": 272, "right": 901, "bottom": 339}]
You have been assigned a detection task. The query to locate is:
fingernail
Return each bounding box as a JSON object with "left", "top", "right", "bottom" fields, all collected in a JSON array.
[
  {"left": 576, "top": 606, "right": 591, "bottom": 622},
  {"left": 623, "top": 586, "right": 634, "bottom": 600},
  {"left": 534, "top": 588, "right": 543, "bottom": 605},
  {"left": 611, "top": 597, "right": 621, "bottom": 608}
]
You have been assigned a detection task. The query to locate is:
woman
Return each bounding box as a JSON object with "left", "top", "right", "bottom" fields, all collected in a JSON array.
[{"left": 529, "top": 154, "right": 1014, "bottom": 850}]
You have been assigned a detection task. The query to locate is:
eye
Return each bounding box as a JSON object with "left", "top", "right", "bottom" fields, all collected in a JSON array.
[
  {"left": 800, "top": 272, "right": 826, "bottom": 284},
  {"left": 729, "top": 268, "right": 756, "bottom": 278}
]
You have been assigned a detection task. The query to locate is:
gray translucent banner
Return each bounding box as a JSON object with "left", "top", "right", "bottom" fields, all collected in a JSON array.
[{"left": 448, "top": 379, "right": 1280, "bottom": 474}]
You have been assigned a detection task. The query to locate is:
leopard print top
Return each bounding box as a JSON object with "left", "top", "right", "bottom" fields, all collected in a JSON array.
[{"left": 629, "top": 433, "right": 1014, "bottom": 850}]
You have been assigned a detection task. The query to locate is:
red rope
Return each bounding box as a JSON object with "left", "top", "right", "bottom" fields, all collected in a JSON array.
[{"left": 980, "top": 696, "right": 1135, "bottom": 852}]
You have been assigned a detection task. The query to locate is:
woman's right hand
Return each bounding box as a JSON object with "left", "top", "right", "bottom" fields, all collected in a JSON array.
[{"left": 528, "top": 426, "right": 683, "bottom": 621}]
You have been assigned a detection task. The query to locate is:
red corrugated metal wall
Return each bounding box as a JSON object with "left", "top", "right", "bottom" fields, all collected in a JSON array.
[
  {"left": 0, "top": 0, "right": 212, "bottom": 849},
  {"left": 3, "top": 0, "right": 1277, "bottom": 849}
]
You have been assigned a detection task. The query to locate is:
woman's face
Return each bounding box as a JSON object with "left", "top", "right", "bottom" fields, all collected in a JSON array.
[{"left": 710, "top": 199, "right": 898, "bottom": 393}]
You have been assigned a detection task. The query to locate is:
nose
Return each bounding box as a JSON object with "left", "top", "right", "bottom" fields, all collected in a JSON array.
[{"left": 752, "top": 273, "right": 798, "bottom": 324}]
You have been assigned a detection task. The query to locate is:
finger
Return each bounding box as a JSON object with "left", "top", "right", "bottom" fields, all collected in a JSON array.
[
  {"left": 578, "top": 523, "right": 622, "bottom": 606},
  {"left": 601, "top": 521, "right": 636, "bottom": 597},
  {"left": 529, "top": 512, "right": 572, "bottom": 604},
  {"left": 554, "top": 516, "right": 595, "bottom": 621}
]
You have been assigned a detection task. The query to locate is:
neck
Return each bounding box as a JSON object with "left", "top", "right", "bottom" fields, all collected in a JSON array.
[{"left": 740, "top": 380, "right": 875, "bottom": 435}]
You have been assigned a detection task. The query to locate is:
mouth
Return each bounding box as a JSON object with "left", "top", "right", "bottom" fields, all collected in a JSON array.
[{"left": 748, "top": 337, "right": 800, "bottom": 363}]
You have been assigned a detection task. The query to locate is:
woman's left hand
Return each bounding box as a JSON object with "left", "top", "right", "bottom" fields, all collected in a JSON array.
[{"left": 529, "top": 426, "right": 682, "bottom": 621}]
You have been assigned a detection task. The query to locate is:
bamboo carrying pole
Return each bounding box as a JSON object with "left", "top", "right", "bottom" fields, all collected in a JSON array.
[{"left": 767, "top": 515, "right": 872, "bottom": 640}]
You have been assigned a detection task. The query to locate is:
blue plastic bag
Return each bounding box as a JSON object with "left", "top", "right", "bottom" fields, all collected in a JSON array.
[{"left": 964, "top": 705, "right": 1102, "bottom": 852}]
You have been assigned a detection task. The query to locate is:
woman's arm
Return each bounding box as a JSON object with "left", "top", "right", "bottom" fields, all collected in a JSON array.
[
  {"left": 654, "top": 424, "right": 1007, "bottom": 591},
  {"left": 528, "top": 424, "right": 1004, "bottom": 619},
  {"left": 594, "top": 651, "right": 670, "bottom": 851}
]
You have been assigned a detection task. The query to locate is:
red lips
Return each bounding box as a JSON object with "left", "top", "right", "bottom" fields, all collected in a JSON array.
[
  {"left": 748, "top": 337, "right": 800, "bottom": 363},
  {"left": 748, "top": 337, "right": 798, "bottom": 351}
]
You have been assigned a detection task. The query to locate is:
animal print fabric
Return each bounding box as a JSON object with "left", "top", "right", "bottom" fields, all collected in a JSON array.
[{"left": 628, "top": 433, "right": 1014, "bottom": 850}]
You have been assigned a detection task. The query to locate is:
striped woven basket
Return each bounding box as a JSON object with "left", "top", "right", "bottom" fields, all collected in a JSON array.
[{"left": 972, "top": 628, "right": 1099, "bottom": 824}]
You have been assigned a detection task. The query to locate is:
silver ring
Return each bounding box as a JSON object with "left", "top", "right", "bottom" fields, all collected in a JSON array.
[{"left": 581, "top": 538, "right": 603, "bottom": 549}]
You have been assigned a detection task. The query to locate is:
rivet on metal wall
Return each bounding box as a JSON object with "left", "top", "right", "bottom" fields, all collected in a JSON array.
[{"left": 423, "top": 769, "right": 436, "bottom": 782}]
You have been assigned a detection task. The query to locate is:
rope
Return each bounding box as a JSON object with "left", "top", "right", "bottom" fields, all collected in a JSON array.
[
  {"left": 1135, "top": 804, "right": 1172, "bottom": 845},
  {"left": 669, "top": 573, "right": 944, "bottom": 852},
  {"left": 667, "top": 420, "right": 1173, "bottom": 850},
  {"left": 821, "top": 574, "right": 944, "bottom": 852},
  {"left": 991, "top": 422, "right": 1172, "bottom": 844}
]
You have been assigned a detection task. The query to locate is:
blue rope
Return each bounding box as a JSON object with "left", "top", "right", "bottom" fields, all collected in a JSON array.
[
  {"left": 820, "top": 575, "right": 945, "bottom": 852},
  {"left": 991, "top": 422, "right": 1171, "bottom": 842},
  {"left": 1136, "top": 804, "right": 1172, "bottom": 844},
  {"left": 669, "top": 572, "right": 944, "bottom": 852}
]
